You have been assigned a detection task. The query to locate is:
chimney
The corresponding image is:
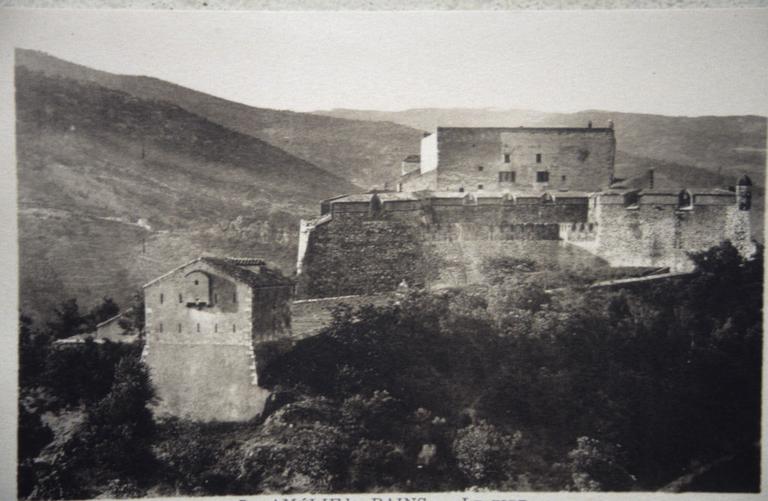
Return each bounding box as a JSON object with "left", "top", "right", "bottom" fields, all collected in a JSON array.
[{"left": 648, "top": 168, "right": 655, "bottom": 189}]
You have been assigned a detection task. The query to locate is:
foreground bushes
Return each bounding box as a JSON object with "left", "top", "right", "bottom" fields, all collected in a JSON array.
[{"left": 19, "top": 242, "right": 762, "bottom": 496}]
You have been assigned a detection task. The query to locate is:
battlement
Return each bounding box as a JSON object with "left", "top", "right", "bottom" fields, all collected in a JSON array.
[
  {"left": 599, "top": 188, "right": 737, "bottom": 209},
  {"left": 560, "top": 221, "right": 598, "bottom": 242}
]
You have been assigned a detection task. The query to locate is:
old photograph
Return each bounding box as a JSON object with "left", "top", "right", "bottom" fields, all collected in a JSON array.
[{"left": 3, "top": 5, "right": 766, "bottom": 499}]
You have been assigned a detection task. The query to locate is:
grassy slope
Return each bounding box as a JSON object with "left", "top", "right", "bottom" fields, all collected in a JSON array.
[
  {"left": 16, "top": 66, "right": 355, "bottom": 321},
  {"left": 17, "top": 49, "right": 423, "bottom": 189}
]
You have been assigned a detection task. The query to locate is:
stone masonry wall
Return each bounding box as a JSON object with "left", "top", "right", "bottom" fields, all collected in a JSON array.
[
  {"left": 145, "top": 260, "right": 254, "bottom": 346},
  {"left": 596, "top": 196, "right": 751, "bottom": 271},
  {"left": 435, "top": 128, "right": 615, "bottom": 192},
  {"left": 144, "top": 260, "right": 291, "bottom": 421},
  {"left": 299, "top": 197, "right": 594, "bottom": 298}
]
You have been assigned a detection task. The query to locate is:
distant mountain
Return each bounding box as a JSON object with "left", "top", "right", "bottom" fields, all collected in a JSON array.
[
  {"left": 15, "top": 63, "right": 358, "bottom": 321},
  {"left": 17, "top": 49, "right": 422, "bottom": 189}
]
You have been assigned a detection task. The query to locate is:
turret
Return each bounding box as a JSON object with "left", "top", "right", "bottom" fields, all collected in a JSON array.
[{"left": 737, "top": 174, "right": 752, "bottom": 211}]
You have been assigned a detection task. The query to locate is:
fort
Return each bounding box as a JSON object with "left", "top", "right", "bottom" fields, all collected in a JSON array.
[
  {"left": 297, "top": 123, "right": 754, "bottom": 298},
  {"left": 142, "top": 122, "right": 754, "bottom": 421}
]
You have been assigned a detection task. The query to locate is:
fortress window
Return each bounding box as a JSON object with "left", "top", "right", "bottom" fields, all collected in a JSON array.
[
  {"left": 178, "top": 323, "right": 182, "bottom": 333},
  {"left": 233, "top": 324, "right": 236, "bottom": 333},
  {"left": 159, "top": 323, "right": 163, "bottom": 333},
  {"left": 536, "top": 153, "right": 542, "bottom": 163},
  {"left": 459, "top": 187, "right": 465, "bottom": 193},
  {"left": 478, "top": 184, "right": 484, "bottom": 190},
  {"left": 477, "top": 165, "right": 484, "bottom": 171},
  {"left": 233, "top": 291, "right": 237, "bottom": 303},
  {"left": 178, "top": 293, "right": 183, "bottom": 303},
  {"left": 196, "top": 323, "right": 200, "bottom": 333},
  {"left": 499, "top": 171, "right": 515, "bottom": 183},
  {"left": 536, "top": 171, "right": 550, "bottom": 183},
  {"left": 214, "top": 324, "right": 218, "bottom": 333},
  {"left": 561, "top": 175, "right": 567, "bottom": 182},
  {"left": 678, "top": 190, "right": 693, "bottom": 209},
  {"left": 214, "top": 293, "right": 218, "bottom": 304},
  {"left": 504, "top": 153, "right": 511, "bottom": 163},
  {"left": 160, "top": 293, "right": 164, "bottom": 304}
]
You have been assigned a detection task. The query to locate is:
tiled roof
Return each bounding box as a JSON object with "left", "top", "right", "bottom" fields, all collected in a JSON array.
[
  {"left": 201, "top": 257, "right": 294, "bottom": 288},
  {"left": 144, "top": 256, "right": 293, "bottom": 288},
  {"left": 222, "top": 257, "right": 266, "bottom": 266}
]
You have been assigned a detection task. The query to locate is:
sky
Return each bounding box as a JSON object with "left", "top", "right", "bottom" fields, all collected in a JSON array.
[{"left": 1, "top": 8, "right": 768, "bottom": 116}]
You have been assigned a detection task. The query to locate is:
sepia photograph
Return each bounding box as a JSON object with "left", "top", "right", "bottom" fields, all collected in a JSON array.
[{"left": 2, "top": 4, "right": 766, "bottom": 500}]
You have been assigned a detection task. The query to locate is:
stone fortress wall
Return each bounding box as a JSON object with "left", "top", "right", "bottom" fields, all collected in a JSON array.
[
  {"left": 297, "top": 188, "right": 753, "bottom": 299},
  {"left": 403, "top": 127, "right": 616, "bottom": 193}
]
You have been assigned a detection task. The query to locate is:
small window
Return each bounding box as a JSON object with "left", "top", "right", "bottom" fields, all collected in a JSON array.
[
  {"left": 160, "top": 293, "right": 164, "bottom": 304},
  {"left": 159, "top": 323, "right": 163, "bottom": 333},
  {"left": 196, "top": 323, "right": 200, "bottom": 333},
  {"left": 536, "top": 153, "right": 542, "bottom": 163},
  {"left": 214, "top": 324, "right": 218, "bottom": 333},
  {"left": 561, "top": 175, "right": 566, "bottom": 182},
  {"left": 178, "top": 323, "right": 182, "bottom": 333},
  {"left": 504, "top": 153, "right": 511, "bottom": 163},
  {"left": 214, "top": 293, "right": 218, "bottom": 304},
  {"left": 458, "top": 187, "right": 465, "bottom": 193},
  {"left": 478, "top": 184, "right": 483, "bottom": 190},
  {"left": 194, "top": 279, "right": 199, "bottom": 285},
  {"left": 233, "top": 291, "right": 237, "bottom": 303},
  {"left": 536, "top": 171, "right": 550, "bottom": 183},
  {"left": 232, "top": 324, "right": 236, "bottom": 333},
  {"left": 178, "top": 293, "right": 183, "bottom": 303},
  {"left": 499, "top": 171, "right": 516, "bottom": 183},
  {"left": 477, "top": 165, "right": 484, "bottom": 171}
]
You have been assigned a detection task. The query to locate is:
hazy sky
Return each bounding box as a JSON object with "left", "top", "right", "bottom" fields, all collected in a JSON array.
[{"left": 1, "top": 8, "right": 767, "bottom": 116}]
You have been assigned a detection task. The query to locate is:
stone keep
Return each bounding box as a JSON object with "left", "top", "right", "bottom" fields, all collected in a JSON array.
[{"left": 142, "top": 256, "right": 293, "bottom": 421}]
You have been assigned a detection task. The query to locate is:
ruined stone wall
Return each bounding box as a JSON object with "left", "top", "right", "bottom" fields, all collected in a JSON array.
[{"left": 435, "top": 128, "right": 615, "bottom": 192}]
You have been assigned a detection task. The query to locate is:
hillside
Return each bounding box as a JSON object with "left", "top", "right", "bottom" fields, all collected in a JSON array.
[
  {"left": 16, "top": 64, "right": 357, "bottom": 321},
  {"left": 16, "top": 49, "right": 422, "bottom": 189}
]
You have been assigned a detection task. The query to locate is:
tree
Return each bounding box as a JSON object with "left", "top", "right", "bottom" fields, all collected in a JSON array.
[
  {"left": 78, "top": 357, "right": 156, "bottom": 475},
  {"left": 47, "top": 298, "right": 88, "bottom": 339},
  {"left": 89, "top": 297, "right": 120, "bottom": 325},
  {"left": 566, "top": 436, "right": 635, "bottom": 491},
  {"left": 452, "top": 421, "right": 523, "bottom": 486},
  {"left": 19, "top": 314, "right": 53, "bottom": 388}
]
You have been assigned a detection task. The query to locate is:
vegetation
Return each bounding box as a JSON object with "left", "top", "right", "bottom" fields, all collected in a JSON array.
[{"left": 18, "top": 242, "right": 762, "bottom": 497}]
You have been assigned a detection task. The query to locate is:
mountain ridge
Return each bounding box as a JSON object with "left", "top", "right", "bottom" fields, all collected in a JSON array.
[{"left": 17, "top": 48, "right": 422, "bottom": 188}]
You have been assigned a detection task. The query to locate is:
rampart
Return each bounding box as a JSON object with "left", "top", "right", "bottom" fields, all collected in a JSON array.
[{"left": 297, "top": 189, "right": 751, "bottom": 298}]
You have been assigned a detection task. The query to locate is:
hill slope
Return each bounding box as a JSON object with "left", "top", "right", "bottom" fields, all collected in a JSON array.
[
  {"left": 16, "top": 64, "right": 357, "bottom": 321},
  {"left": 16, "top": 49, "right": 422, "bottom": 189}
]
